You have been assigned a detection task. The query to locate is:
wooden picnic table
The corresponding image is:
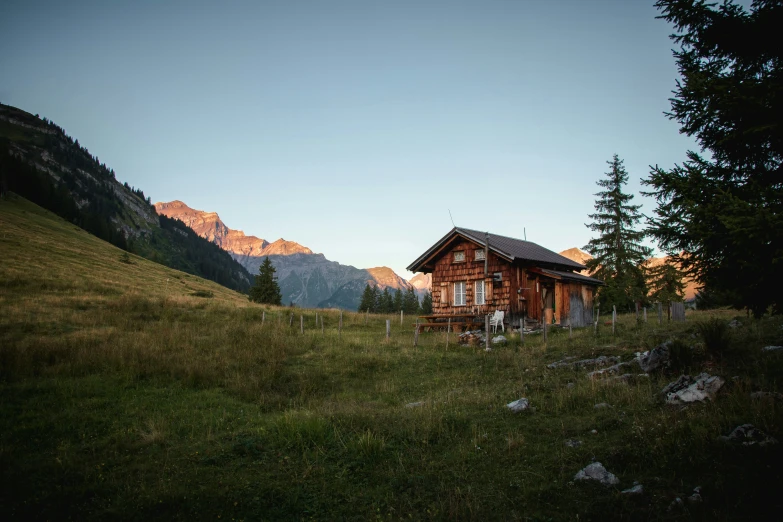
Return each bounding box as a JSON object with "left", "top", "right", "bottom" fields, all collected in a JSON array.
[{"left": 415, "top": 314, "right": 482, "bottom": 332}]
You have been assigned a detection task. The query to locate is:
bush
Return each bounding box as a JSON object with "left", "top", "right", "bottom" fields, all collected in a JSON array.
[{"left": 695, "top": 318, "right": 731, "bottom": 358}]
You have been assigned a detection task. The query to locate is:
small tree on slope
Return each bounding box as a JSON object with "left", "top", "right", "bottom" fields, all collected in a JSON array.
[
  {"left": 248, "top": 256, "right": 282, "bottom": 305},
  {"left": 584, "top": 154, "right": 652, "bottom": 311}
]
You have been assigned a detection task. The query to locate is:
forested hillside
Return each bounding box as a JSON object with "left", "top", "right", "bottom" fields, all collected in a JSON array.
[{"left": 0, "top": 103, "right": 251, "bottom": 293}]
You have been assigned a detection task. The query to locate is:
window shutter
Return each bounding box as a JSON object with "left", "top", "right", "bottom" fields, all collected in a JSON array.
[{"left": 441, "top": 284, "right": 450, "bottom": 307}]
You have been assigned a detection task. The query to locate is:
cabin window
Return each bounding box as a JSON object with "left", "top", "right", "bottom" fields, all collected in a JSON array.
[
  {"left": 474, "top": 249, "right": 486, "bottom": 261},
  {"left": 475, "top": 280, "right": 485, "bottom": 305},
  {"left": 493, "top": 272, "right": 502, "bottom": 283},
  {"left": 453, "top": 251, "right": 465, "bottom": 263},
  {"left": 454, "top": 282, "right": 466, "bottom": 306}
]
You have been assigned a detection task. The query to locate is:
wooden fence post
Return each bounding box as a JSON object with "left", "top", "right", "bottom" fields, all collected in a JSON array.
[
  {"left": 400, "top": 310, "right": 403, "bottom": 326},
  {"left": 643, "top": 307, "right": 647, "bottom": 323},
  {"left": 519, "top": 318, "right": 524, "bottom": 344},
  {"left": 595, "top": 307, "right": 600, "bottom": 335},
  {"left": 612, "top": 306, "right": 616, "bottom": 335},
  {"left": 446, "top": 318, "right": 451, "bottom": 348},
  {"left": 300, "top": 315, "right": 304, "bottom": 334},
  {"left": 261, "top": 311, "right": 265, "bottom": 327},
  {"left": 414, "top": 319, "right": 419, "bottom": 347},
  {"left": 386, "top": 320, "right": 390, "bottom": 341},
  {"left": 485, "top": 315, "right": 490, "bottom": 351},
  {"left": 289, "top": 313, "right": 293, "bottom": 327}
]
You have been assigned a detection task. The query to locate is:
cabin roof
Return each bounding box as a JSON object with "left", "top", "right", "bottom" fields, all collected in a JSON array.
[
  {"left": 536, "top": 268, "right": 605, "bottom": 286},
  {"left": 407, "top": 227, "right": 588, "bottom": 273}
]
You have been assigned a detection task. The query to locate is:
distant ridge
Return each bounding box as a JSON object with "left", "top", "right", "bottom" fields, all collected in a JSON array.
[{"left": 155, "top": 200, "right": 413, "bottom": 310}]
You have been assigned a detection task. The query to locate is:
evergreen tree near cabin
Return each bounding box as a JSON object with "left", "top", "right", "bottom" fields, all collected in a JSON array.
[
  {"left": 358, "top": 283, "right": 376, "bottom": 313},
  {"left": 248, "top": 256, "right": 282, "bottom": 305},
  {"left": 646, "top": 261, "right": 686, "bottom": 304},
  {"left": 402, "top": 286, "right": 420, "bottom": 315},
  {"left": 584, "top": 155, "right": 652, "bottom": 311},
  {"left": 392, "top": 289, "right": 403, "bottom": 312},
  {"left": 644, "top": 0, "right": 783, "bottom": 317},
  {"left": 421, "top": 290, "right": 433, "bottom": 315}
]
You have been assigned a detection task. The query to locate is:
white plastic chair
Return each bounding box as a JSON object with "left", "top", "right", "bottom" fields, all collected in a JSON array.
[{"left": 490, "top": 310, "right": 505, "bottom": 333}]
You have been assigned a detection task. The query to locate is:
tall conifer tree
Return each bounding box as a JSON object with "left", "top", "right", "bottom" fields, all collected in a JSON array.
[
  {"left": 644, "top": 0, "right": 783, "bottom": 316},
  {"left": 248, "top": 256, "right": 282, "bottom": 305},
  {"left": 585, "top": 155, "right": 652, "bottom": 311}
]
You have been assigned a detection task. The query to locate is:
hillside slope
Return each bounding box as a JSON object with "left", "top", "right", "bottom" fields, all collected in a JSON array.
[
  {"left": 0, "top": 194, "right": 247, "bottom": 304},
  {"left": 0, "top": 103, "right": 251, "bottom": 293}
]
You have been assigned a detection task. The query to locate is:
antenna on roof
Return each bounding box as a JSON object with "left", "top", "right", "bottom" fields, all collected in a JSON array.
[
  {"left": 448, "top": 209, "right": 456, "bottom": 228},
  {"left": 524, "top": 227, "right": 527, "bottom": 241}
]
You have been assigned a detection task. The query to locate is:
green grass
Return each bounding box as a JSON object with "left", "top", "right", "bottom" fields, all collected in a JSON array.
[{"left": 2, "top": 194, "right": 782, "bottom": 520}]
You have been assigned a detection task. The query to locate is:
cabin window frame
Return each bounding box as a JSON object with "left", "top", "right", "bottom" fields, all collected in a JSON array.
[
  {"left": 454, "top": 281, "right": 466, "bottom": 306},
  {"left": 453, "top": 251, "right": 465, "bottom": 263},
  {"left": 475, "top": 280, "right": 485, "bottom": 305},
  {"left": 474, "top": 249, "right": 486, "bottom": 261}
]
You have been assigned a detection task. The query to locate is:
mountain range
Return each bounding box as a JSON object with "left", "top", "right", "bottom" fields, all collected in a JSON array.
[{"left": 155, "top": 200, "right": 413, "bottom": 309}]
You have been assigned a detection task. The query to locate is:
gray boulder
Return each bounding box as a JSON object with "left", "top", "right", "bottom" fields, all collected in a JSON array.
[
  {"left": 762, "top": 345, "right": 783, "bottom": 352},
  {"left": 636, "top": 342, "right": 671, "bottom": 373},
  {"left": 492, "top": 335, "right": 507, "bottom": 345},
  {"left": 573, "top": 462, "right": 619, "bottom": 486},
  {"left": 662, "top": 373, "right": 724, "bottom": 404},
  {"left": 621, "top": 484, "right": 643, "bottom": 495},
  {"left": 506, "top": 398, "right": 530, "bottom": 413},
  {"left": 719, "top": 424, "right": 778, "bottom": 446}
]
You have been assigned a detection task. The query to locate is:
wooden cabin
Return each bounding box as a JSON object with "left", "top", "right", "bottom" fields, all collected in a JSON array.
[{"left": 407, "top": 227, "right": 603, "bottom": 328}]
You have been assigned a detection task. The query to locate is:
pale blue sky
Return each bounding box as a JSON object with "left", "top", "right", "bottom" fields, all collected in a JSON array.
[{"left": 1, "top": 0, "right": 697, "bottom": 278}]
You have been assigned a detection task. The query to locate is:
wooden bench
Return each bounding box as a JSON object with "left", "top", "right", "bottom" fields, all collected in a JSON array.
[{"left": 415, "top": 322, "right": 480, "bottom": 332}]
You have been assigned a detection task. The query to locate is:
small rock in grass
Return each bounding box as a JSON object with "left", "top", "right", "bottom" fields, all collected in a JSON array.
[
  {"left": 405, "top": 401, "right": 425, "bottom": 408},
  {"left": 594, "top": 402, "right": 612, "bottom": 410},
  {"left": 590, "top": 429, "right": 598, "bottom": 435},
  {"left": 573, "top": 462, "right": 619, "bottom": 486},
  {"left": 750, "top": 391, "right": 783, "bottom": 400},
  {"left": 636, "top": 342, "right": 671, "bottom": 373},
  {"left": 492, "top": 335, "right": 507, "bottom": 345},
  {"left": 668, "top": 498, "right": 684, "bottom": 511},
  {"left": 621, "top": 484, "right": 643, "bottom": 495},
  {"left": 547, "top": 355, "right": 620, "bottom": 370},
  {"left": 687, "top": 486, "right": 702, "bottom": 504},
  {"left": 762, "top": 346, "right": 783, "bottom": 352},
  {"left": 564, "top": 439, "right": 582, "bottom": 448},
  {"left": 719, "top": 424, "right": 778, "bottom": 446},
  {"left": 506, "top": 398, "right": 530, "bottom": 413},
  {"left": 728, "top": 319, "right": 741, "bottom": 328}
]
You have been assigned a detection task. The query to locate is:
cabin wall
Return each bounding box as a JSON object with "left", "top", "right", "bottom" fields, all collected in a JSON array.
[{"left": 431, "top": 240, "right": 515, "bottom": 316}]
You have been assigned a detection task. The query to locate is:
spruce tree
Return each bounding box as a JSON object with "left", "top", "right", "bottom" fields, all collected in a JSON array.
[
  {"left": 379, "top": 288, "right": 393, "bottom": 313},
  {"left": 392, "top": 289, "right": 403, "bottom": 312},
  {"left": 585, "top": 155, "right": 652, "bottom": 311},
  {"left": 358, "top": 283, "right": 375, "bottom": 313},
  {"left": 420, "top": 290, "right": 433, "bottom": 315},
  {"left": 248, "top": 256, "right": 282, "bottom": 305},
  {"left": 646, "top": 261, "right": 686, "bottom": 304},
  {"left": 644, "top": 0, "right": 783, "bottom": 316},
  {"left": 402, "top": 287, "right": 420, "bottom": 315}
]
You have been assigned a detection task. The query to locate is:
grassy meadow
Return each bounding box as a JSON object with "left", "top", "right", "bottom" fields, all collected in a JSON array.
[{"left": 1, "top": 195, "right": 782, "bottom": 521}]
